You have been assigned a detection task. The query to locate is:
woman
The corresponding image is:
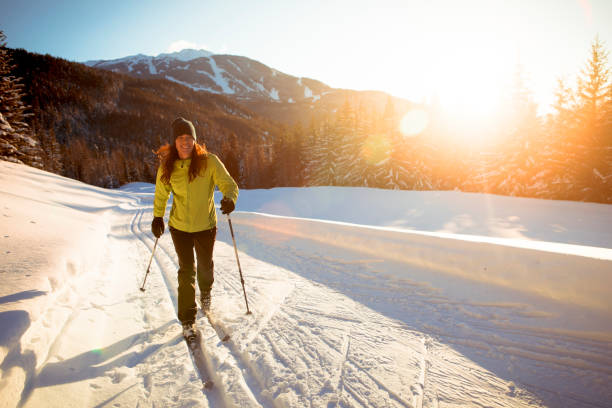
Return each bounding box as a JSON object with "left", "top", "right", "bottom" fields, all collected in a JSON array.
[{"left": 151, "top": 117, "right": 238, "bottom": 340}]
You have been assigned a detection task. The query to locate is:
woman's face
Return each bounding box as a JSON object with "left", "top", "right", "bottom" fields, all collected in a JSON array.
[{"left": 175, "top": 134, "right": 195, "bottom": 159}]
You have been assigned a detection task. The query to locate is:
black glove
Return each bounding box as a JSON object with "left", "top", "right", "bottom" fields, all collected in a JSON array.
[
  {"left": 151, "top": 217, "right": 165, "bottom": 238},
  {"left": 220, "top": 197, "right": 235, "bottom": 215}
]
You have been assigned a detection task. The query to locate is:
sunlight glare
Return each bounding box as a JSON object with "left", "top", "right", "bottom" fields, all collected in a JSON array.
[{"left": 428, "top": 37, "right": 513, "bottom": 120}]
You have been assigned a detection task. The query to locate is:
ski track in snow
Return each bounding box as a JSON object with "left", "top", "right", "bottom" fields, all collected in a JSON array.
[
  {"left": 7, "top": 198, "right": 209, "bottom": 407},
  {"left": 2, "top": 163, "right": 612, "bottom": 408},
  {"left": 130, "top": 202, "right": 438, "bottom": 408}
]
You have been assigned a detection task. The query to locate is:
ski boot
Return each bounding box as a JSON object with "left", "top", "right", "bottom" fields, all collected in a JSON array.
[
  {"left": 200, "top": 291, "right": 211, "bottom": 314},
  {"left": 182, "top": 322, "right": 198, "bottom": 348}
]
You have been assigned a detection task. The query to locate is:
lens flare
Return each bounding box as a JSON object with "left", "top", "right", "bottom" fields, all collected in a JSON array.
[
  {"left": 399, "top": 109, "right": 429, "bottom": 137},
  {"left": 361, "top": 134, "right": 391, "bottom": 165}
]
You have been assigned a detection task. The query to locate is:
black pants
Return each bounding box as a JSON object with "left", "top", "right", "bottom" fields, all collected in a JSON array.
[{"left": 170, "top": 226, "right": 217, "bottom": 325}]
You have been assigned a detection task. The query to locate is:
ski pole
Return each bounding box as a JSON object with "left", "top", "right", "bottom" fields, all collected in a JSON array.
[
  {"left": 227, "top": 214, "right": 252, "bottom": 315},
  {"left": 140, "top": 238, "right": 158, "bottom": 292}
]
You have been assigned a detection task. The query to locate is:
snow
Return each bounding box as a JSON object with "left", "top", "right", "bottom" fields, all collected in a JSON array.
[
  {"left": 250, "top": 81, "right": 280, "bottom": 101},
  {"left": 83, "top": 49, "right": 213, "bottom": 68},
  {"left": 269, "top": 88, "right": 279, "bottom": 101},
  {"left": 231, "top": 77, "right": 255, "bottom": 93},
  {"left": 303, "top": 85, "right": 312, "bottom": 98},
  {"left": 208, "top": 57, "right": 235, "bottom": 94},
  {"left": 147, "top": 58, "right": 157, "bottom": 75},
  {"left": 157, "top": 49, "right": 214, "bottom": 62},
  {"left": 227, "top": 60, "right": 242, "bottom": 73},
  {"left": 1, "top": 161, "right": 611, "bottom": 408},
  {"left": 165, "top": 75, "right": 216, "bottom": 93}
]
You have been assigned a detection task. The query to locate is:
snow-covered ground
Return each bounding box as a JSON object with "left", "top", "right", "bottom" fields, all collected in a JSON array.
[{"left": 1, "top": 160, "right": 611, "bottom": 408}]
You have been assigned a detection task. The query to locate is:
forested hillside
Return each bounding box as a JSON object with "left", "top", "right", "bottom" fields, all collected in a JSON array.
[
  {"left": 4, "top": 46, "right": 281, "bottom": 188},
  {"left": 274, "top": 39, "right": 612, "bottom": 203}
]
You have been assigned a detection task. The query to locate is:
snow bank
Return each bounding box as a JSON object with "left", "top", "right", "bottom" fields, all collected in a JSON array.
[
  {"left": 235, "top": 186, "right": 612, "bottom": 249},
  {"left": 232, "top": 212, "right": 612, "bottom": 311}
]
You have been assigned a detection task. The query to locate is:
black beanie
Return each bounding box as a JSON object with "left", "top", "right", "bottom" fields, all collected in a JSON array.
[{"left": 171, "top": 117, "right": 196, "bottom": 141}]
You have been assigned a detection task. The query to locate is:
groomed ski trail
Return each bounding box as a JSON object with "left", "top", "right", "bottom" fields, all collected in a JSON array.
[
  {"left": 131, "top": 205, "right": 265, "bottom": 408},
  {"left": 16, "top": 197, "right": 211, "bottom": 407},
  {"left": 131, "top": 197, "right": 544, "bottom": 408}
]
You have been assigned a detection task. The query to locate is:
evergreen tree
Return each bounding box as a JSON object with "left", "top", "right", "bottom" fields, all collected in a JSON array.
[
  {"left": 500, "top": 63, "right": 542, "bottom": 196},
  {"left": 309, "top": 117, "right": 339, "bottom": 186},
  {"left": 290, "top": 122, "right": 305, "bottom": 186},
  {"left": 272, "top": 125, "right": 292, "bottom": 186},
  {"left": 577, "top": 36, "right": 610, "bottom": 138},
  {"left": 302, "top": 117, "right": 321, "bottom": 185},
  {"left": 0, "top": 30, "right": 43, "bottom": 167},
  {"left": 220, "top": 132, "right": 241, "bottom": 183},
  {"left": 334, "top": 98, "right": 360, "bottom": 186},
  {"left": 345, "top": 102, "right": 373, "bottom": 186},
  {"left": 552, "top": 77, "right": 577, "bottom": 135},
  {"left": 574, "top": 37, "right": 611, "bottom": 200}
]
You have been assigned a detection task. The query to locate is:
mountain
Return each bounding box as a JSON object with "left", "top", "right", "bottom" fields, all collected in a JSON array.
[
  {"left": 85, "top": 49, "right": 332, "bottom": 104},
  {"left": 8, "top": 48, "right": 282, "bottom": 188},
  {"left": 84, "top": 49, "right": 415, "bottom": 125}
]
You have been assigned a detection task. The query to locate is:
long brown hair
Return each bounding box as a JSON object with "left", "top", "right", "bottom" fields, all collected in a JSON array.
[{"left": 155, "top": 142, "right": 208, "bottom": 184}]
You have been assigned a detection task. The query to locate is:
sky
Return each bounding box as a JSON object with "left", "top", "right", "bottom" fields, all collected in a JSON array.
[{"left": 1, "top": 0, "right": 611, "bottom": 115}]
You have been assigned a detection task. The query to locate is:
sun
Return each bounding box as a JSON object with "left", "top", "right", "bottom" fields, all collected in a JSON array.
[{"left": 435, "top": 61, "right": 508, "bottom": 119}]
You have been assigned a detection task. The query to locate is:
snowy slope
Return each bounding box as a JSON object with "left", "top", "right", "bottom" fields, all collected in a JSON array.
[
  {"left": 1, "top": 160, "right": 611, "bottom": 408},
  {"left": 83, "top": 49, "right": 331, "bottom": 104}
]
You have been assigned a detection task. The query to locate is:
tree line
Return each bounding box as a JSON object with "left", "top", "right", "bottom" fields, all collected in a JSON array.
[
  {"left": 272, "top": 38, "right": 611, "bottom": 203},
  {"left": 1, "top": 31, "right": 610, "bottom": 203},
  {"left": 1, "top": 37, "right": 281, "bottom": 189}
]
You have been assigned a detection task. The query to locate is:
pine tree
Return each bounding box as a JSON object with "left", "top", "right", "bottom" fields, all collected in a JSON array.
[
  {"left": 577, "top": 36, "right": 610, "bottom": 138},
  {"left": 500, "top": 63, "right": 541, "bottom": 196},
  {"left": 574, "top": 37, "right": 611, "bottom": 201},
  {"left": 302, "top": 116, "right": 322, "bottom": 185},
  {"left": 0, "top": 30, "right": 43, "bottom": 167},
  {"left": 220, "top": 131, "right": 241, "bottom": 183},
  {"left": 334, "top": 98, "right": 360, "bottom": 186},
  {"left": 272, "top": 125, "right": 292, "bottom": 186},
  {"left": 345, "top": 102, "right": 372, "bottom": 186},
  {"left": 552, "top": 77, "right": 577, "bottom": 135}
]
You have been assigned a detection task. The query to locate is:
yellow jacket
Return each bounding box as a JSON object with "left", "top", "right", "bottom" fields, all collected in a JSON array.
[{"left": 153, "top": 153, "right": 239, "bottom": 232}]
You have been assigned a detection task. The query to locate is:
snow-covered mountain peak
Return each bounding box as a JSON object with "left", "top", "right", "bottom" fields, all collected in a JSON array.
[
  {"left": 156, "top": 48, "right": 214, "bottom": 61},
  {"left": 84, "top": 48, "right": 332, "bottom": 103},
  {"left": 83, "top": 49, "right": 214, "bottom": 67}
]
